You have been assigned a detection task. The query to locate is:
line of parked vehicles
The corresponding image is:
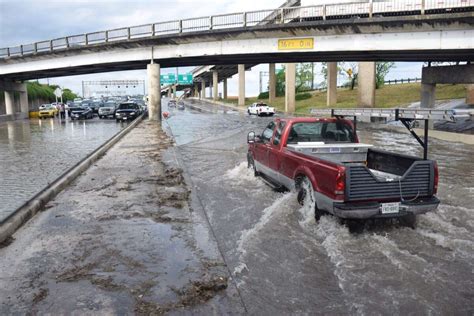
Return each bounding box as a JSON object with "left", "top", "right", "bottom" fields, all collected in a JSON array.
[{"left": 38, "top": 96, "right": 147, "bottom": 122}]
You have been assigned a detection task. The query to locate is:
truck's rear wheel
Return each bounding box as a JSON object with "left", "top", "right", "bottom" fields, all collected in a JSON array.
[
  {"left": 297, "top": 177, "right": 323, "bottom": 222},
  {"left": 399, "top": 213, "right": 417, "bottom": 229}
]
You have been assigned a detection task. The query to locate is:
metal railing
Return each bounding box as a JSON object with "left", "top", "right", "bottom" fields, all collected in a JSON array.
[
  {"left": 385, "top": 77, "right": 422, "bottom": 84},
  {"left": 1, "top": 0, "right": 473, "bottom": 59}
]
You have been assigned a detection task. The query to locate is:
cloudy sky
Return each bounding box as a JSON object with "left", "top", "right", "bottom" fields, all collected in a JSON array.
[{"left": 0, "top": 0, "right": 423, "bottom": 97}]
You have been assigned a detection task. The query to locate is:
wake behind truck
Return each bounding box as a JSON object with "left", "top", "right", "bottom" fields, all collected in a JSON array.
[{"left": 247, "top": 108, "right": 468, "bottom": 230}]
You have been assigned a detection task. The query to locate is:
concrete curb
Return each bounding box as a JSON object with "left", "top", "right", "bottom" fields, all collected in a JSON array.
[{"left": 0, "top": 115, "right": 144, "bottom": 244}]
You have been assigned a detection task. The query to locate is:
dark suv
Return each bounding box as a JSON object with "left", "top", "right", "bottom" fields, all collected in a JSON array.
[{"left": 115, "top": 102, "right": 141, "bottom": 122}]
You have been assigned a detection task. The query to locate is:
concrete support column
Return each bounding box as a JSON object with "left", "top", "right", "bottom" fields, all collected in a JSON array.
[
  {"left": 269, "top": 63, "right": 276, "bottom": 104},
  {"left": 209, "top": 83, "right": 213, "bottom": 99},
  {"left": 285, "top": 63, "right": 296, "bottom": 113},
  {"left": 4, "top": 91, "right": 14, "bottom": 115},
  {"left": 421, "top": 83, "right": 436, "bottom": 108},
  {"left": 201, "top": 81, "right": 206, "bottom": 99},
  {"left": 172, "top": 85, "right": 177, "bottom": 99},
  {"left": 223, "top": 79, "right": 228, "bottom": 100},
  {"left": 238, "top": 64, "right": 246, "bottom": 107},
  {"left": 327, "top": 62, "right": 338, "bottom": 106},
  {"left": 20, "top": 90, "right": 29, "bottom": 116},
  {"left": 213, "top": 71, "right": 219, "bottom": 101},
  {"left": 194, "top": 85, "right": 199, "bottom": 98},
  {"left": 466, "top": 84, "right": 474, "bottom": 105},
  {"left": 421, "top": 83, "right": 436, "bottom": 129},
  {"left": 358, "top": 62, "right": 376, "bottom": 107},
  {"left": 147, "top": 63, "right": 161, "bottom": 121},
  {"left": 167, "top": 88, "right": 171, "bottom": 98}
]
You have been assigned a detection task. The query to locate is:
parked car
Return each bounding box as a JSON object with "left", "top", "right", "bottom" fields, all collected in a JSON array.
[
  {"left": 70, "top": 107, "right": 94, "bottom": 120},
  {"left": 81, "top": 100, "right": 93, "bottom": 112},
  {"left": 38, "top": 105, "right": 58, "bottom": 119},
  {"left": 98, "top": 102, "right": 117, "bottom": 119},
  {"left": 177, "top": 101, "right": 185, "bottom": 110},
  {"left": 39, "top": 104, "right": 51, "bottom": 110},
  {"left": 247, "top": 102, "right": 275, "bottom": 117},
  {"left": 168, "top": 100, "right": 177, "bottom": 107},
  {"left": 90, "top": 100, "right": 103, "bottom": 114},
  {"left": 115, "top": 102, "right": 141, "bottom": 122},
  {"left": 247, "top": 117, "right": 440, "bottom": 230}
]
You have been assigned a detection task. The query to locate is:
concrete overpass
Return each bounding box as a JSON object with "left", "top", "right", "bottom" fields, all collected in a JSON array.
[
  {"left": 1, "top": 1, "right": 473, "bottom": 120},
  {"left": 190, "top": 0, "right": 302, "bottom": 101}
]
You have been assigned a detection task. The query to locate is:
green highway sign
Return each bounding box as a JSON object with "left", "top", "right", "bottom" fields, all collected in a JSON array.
[
  {"left": 160, "top": 73, "right": 193, "bottom": 85},
  {"left": 178, "top": 74, "right": 193, "bottom": 85},
  {"left": 161, "top": 73, "right": 176, "bottom": 84}
]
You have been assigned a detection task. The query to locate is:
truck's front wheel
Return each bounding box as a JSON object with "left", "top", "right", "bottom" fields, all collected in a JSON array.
[
  {"left": 247, "top": 154, "right": 260, "bottom": 177},
  {"left": 297, "top": 177, "right": 324, "bottom": 222}
]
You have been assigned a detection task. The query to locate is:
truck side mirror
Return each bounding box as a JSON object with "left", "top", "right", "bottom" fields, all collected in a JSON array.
[{"left": 248, "top": 131, "right": 256, "bottom": 144}]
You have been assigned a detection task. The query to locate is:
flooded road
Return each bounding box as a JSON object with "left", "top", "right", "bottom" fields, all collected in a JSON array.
[
  {"left": 0, "top": 118, "right": 125, "bottom": 223},
  {"left": 166, "top": 99, "right": 474, "bottom": 315}
]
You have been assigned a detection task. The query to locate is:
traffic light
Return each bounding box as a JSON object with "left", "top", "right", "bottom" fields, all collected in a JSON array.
[{"left": 347, "top": 68, "right": 353, "bottom": 78}]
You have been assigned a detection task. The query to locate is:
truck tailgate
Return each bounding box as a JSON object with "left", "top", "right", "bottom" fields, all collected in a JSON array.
[{"left": 346, "top": 161, "right": 434, "bottom": 201}]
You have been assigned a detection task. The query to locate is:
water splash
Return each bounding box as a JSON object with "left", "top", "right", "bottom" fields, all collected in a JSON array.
[{"left": 224, "top": 162, "right": 265, "bottom": 187}]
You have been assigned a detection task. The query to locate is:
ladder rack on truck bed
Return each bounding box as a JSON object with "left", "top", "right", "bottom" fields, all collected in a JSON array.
[{"left": 310, "top": 108, "right": 472, "bottom": 160}]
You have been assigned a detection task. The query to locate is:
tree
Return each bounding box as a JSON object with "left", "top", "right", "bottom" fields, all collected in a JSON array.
[
  {"left": 276, "top": 67, "right": 286, "bottom": 97},
  {"left": 62, "top": 88, "right": 78, "bottom": 102},
  {"left": 295, "top": 63, "right": 313, "bottom": 92},
  {"left": 375, "top": 62, "right": 395, "bottom": 89}
]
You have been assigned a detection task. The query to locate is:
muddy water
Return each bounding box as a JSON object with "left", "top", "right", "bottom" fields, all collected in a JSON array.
[
  {"left": 166, "top": 100, "right": 474, "bottom": 314},
  {"left": 0, "top": 119, "right": 125, "bottom": 223}
]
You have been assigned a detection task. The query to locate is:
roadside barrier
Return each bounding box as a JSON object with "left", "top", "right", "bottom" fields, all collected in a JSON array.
[{"left": 0, "top": 115, "right": 144, "bottom": 244}]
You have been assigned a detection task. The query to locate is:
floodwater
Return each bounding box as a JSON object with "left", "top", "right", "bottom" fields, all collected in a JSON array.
[
  {"left": 165, "top": 99, "right": 474, "bottom": 314},
  {"left": 0, "top": 118, "right": 125, "bottom": 223}
]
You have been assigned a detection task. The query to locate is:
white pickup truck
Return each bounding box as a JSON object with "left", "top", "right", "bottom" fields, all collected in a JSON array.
[{"left": 247, "top": 102, "right": 275, "bottom": 117}]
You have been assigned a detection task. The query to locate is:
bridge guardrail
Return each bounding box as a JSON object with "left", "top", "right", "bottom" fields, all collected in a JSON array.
[{"left": 1, "top": 0, "right": 473, "bottom": 59}]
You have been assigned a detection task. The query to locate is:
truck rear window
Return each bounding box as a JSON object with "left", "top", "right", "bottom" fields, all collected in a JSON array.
[{"left": 287, "top": 122, "right": 355, "bottom": 144}]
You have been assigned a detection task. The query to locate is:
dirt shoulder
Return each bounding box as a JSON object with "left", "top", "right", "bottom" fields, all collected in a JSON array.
[{"left": 0, "top": 120, "right": 243, "bottom": 314}]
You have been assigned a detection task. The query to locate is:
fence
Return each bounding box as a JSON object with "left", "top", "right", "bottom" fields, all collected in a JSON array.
[
  {"left": 1, "top": 0, "right": 473, "bottom": 59},
  {"left": 384, "top": 78, "right": 422, "bottom": 85}
]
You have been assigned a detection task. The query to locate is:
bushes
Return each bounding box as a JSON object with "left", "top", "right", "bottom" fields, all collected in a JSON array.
[
  {"left": 258, "top": 91, "right": 269, "bottom": 99},
  {"left": 258, "top": 90, "right": 290, "bottom": 100},
  {"left": 295, "top": 92, "right": 312, "bottom": 101},
  {"left": 26, "top": 82, "right": 77, "bottom": 102}
]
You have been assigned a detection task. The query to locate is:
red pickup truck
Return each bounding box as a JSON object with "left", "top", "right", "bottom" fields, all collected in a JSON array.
[{"left": 247, "top": 117, "right": 439, "bottom": 229}]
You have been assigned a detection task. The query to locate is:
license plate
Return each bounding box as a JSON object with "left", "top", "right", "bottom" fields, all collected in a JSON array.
[{"left": 381, "top": 202, "right": 400, "bottom": 214}]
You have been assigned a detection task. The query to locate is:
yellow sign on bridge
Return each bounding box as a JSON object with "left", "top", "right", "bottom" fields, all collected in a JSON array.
[{"left": 278, "top": 38, "right": 314, "bottom": 51}]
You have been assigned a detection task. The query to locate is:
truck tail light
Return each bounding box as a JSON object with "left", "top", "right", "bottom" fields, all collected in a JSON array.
[
  {"left": 335, "top": 166, "right": 346, "bottom": 196},
  {"left": 433, "top": 162, "right": 439, "bottom": 195}
]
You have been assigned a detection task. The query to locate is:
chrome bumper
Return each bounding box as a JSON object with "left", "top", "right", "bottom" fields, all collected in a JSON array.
[{"left": 332, "top": 197, "right": 440, "bottom": 219}]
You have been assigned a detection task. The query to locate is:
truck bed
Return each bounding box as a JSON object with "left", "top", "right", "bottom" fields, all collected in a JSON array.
[{"left": 346, "top": 149, "right": 435, "bottom": 202}]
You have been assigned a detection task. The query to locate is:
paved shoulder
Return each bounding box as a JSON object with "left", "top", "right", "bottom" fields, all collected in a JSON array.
[{"left": 0, "top": 121, "right": 244, "bottom": 314}]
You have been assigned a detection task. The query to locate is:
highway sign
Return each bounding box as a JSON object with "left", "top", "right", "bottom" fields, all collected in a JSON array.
[
  {"left": 178, "top": 74, "right": 193, "bottom": 85},
  {"left": 161, "top": 74, "right": 176, "bottom": 84},
  {"left": 54, "top": 88, "right": 62, "bottom": 97}
]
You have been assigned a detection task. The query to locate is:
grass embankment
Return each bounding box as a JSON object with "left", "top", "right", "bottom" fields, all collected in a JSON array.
[{"left": 223, "top": 83, "right": 466, "bottom": 114}]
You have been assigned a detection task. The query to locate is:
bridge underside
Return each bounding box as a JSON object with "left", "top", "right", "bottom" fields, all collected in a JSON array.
[
  {"left": 1, "top": 13, "right": 473, "bottom": 81},
  {"left": 2, "top": 49, "right": 473, "bottom": 81}
]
